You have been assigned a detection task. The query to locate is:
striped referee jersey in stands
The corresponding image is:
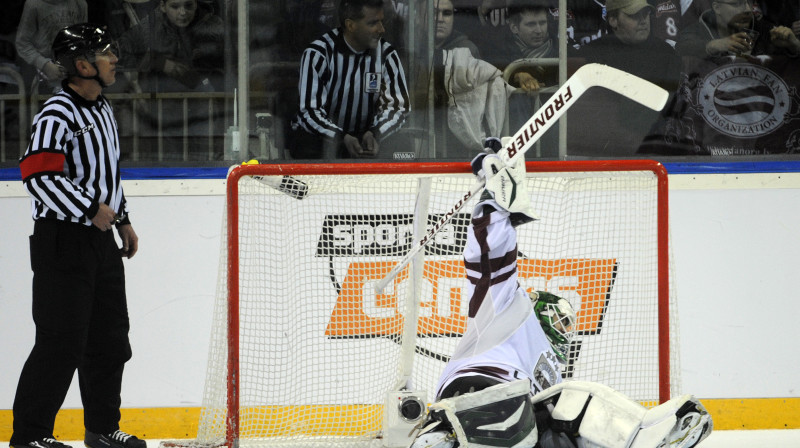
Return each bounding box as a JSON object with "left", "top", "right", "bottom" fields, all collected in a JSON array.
[
  {"left": 293, "top": 27, "right": 409, "bottom": 140},
  {"left": 19, "top": 85, "right": 128, "bottom": 226}
]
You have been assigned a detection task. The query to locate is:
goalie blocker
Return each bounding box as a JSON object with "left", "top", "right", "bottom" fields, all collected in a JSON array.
[
  {"left": 410, "top": 380, "right": 712, "bottom": 448},
  {"left": 470, "top": 136, "right": 538, "bottom": 227}
]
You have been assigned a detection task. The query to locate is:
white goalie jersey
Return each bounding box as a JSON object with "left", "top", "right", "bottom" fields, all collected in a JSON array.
[{"left": 435, "top": 201, "right": 562, "bottom": 399}]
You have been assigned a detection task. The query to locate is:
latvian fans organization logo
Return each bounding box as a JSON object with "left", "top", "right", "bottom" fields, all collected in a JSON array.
[{"left": 698, "top": 63, "right": 790, "bottom": 138}]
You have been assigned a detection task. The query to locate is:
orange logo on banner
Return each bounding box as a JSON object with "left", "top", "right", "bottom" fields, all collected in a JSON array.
[{"left": 324, "top": 259, "right": 616, "bottom": 337}]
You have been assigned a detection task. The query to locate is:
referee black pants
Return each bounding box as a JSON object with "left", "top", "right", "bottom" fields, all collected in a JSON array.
[{"left": 11, "top": 219, "right": 132, "bottom": 445}]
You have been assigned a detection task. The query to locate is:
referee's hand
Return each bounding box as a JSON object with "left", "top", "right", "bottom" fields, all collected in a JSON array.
[
  {"left": 343, "top": 133, "right": 363, "bottom": 157},
  {"left": 361, "top": 131, "right": 379, "bottom": 156},
  {"left": 118, "top": 224, "right": 139, "bottom": 259},
  {"left": 91, "top": 203, "right": 118, "bottom": 232}
]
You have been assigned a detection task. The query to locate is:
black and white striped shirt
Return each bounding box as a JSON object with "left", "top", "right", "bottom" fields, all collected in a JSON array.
[
  {"left": 293, "top": 27, "right": 410, "bottom": 140},
  {"left": 19, "top": 85, "right": 128, "bottom": 226}
]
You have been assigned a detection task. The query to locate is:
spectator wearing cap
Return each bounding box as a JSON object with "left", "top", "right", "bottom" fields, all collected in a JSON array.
[
  {"left": 573, "top": 0, "right": 680, "bottom": 89},
  {"left": 567, "top": 0, "right": 681, "bottom": 156}
]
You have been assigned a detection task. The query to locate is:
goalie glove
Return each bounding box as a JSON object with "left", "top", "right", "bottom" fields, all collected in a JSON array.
[{"left": 470, "top": 137, "right": 538, "bottom": 226}]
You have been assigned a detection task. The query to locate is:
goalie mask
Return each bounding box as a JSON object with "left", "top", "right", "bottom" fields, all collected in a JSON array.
[{"left": 530, "top": 291, "right": 576, "bottom": 362}]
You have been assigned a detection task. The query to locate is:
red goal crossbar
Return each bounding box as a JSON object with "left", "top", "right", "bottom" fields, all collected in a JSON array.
[{"left": 224, "top": 160, "right": 670, "bottom": 447}]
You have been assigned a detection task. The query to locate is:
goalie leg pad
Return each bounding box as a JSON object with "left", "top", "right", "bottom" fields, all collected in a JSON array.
[
  {"left": 531, "top": 382, "right": 713, "bottom": 448},
  {"left": 630, "top": 395, "right": 712, "bottom": 448},
  {"left": 427, "top": 379, "right": 538, "bottom": 448},
  {"left": 554, "top": 382, "right": 645, "bottom": 448}
]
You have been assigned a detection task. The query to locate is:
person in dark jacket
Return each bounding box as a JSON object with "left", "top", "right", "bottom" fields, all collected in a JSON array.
[
  {"left": 481, "top": 0, "right": 559, "bottom": 92},
  {"left": 117, "top": 0, "right": 225, "bottom": 161},
  {"left": 119, "top": 0, "right": 224, "bottom": 92},
  {"left": 576, "top": 0, "right": 680, "bottom": 89},
  {"left": 569, "top": 0, "right": 681, "bottom": 156},
  {"left": 478, "top": 0, "right": 560, "bottom": 149}
]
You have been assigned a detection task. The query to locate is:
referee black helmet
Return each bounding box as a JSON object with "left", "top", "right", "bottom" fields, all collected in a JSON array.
[{"left": 52, "top": 23, "right": 118, "bottom": 79}]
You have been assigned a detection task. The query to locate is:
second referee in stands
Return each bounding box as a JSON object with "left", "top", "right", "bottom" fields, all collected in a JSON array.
[{"left": 291, "top": 0, "right": 410, "bottom": 159}]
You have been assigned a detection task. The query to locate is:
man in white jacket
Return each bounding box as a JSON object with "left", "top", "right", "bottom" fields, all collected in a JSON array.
[{"left": 440, "top": 49, "right": 514, "bottom": 156}]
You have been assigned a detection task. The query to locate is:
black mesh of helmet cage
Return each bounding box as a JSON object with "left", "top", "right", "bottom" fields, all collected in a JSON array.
[{"left": 51, "top": 23, "right": 117, "bottom": 76}]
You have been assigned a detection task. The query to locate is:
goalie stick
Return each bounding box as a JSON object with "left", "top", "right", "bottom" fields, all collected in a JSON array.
[{"left": 374, "top": 63, "right": 669, "bottom": 293}]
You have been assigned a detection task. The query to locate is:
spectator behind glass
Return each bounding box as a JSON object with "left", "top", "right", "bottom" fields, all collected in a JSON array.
[
  {"left": 676, "top": 0, "right": 800, "bottom": 58},
  {"left": 478, "top": 0, "right": 559, "bottom": 146},
  {"left": 453, "top": 0, "right": 509, "bottom": 46},
  {"left": 648, "top": 0, "right": 682, "bottom": 46},
  {"left": 578, "top": 0, "right": 681, "bottom": 88},
  {"left": 89, "top": 0, "right": 159, "bottom": 40},
  {"left": 563, "top": 0, "right": 607, "bottom": 48},
  {"left": 15, "top": 0, "right": 87, "bottom": 91},
  {"left": 641, "top": 0, "right": 800, "bottom": 156},
  {"left": 482, "top": 0, "right": 558, "bottom": 91},
  {"left": 569, "top": 0, "right": 681, "bottom": 156},
  {"left": 118, "top": 0, "right": 224, "bottom": 92},
  {"left": 415, "top": 0, "right": 508, "bottom": 158},
  {"left": 435, "top": 0, "right": 481, "bottom": 56},
  {"left": 290, "top": 0, "right": 410, "bottom": 159}
]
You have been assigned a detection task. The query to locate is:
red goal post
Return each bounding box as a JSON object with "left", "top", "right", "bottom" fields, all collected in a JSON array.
[{"left": 178, "top": 160, "right": 677, "bottom": 448}]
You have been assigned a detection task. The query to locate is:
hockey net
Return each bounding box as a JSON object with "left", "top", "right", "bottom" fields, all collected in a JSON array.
[{"left": 168, "top": 160, "right": 679, "bottom": 448}]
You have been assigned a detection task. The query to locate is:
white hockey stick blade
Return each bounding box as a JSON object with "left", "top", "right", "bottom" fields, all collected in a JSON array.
[
  {"left": 588, "top": 63, "right": 669, "bottom": 111},
  {"left": 500, "top": 63, "right": 668, "bottom": 168},
  {"left": 374, "top": 64, "right": 668, "bottom": 294},
  {"left": 252, "top": 175, "right": 309, "bottom": 200}
]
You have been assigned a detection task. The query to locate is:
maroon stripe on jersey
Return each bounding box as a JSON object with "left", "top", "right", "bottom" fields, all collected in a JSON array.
[
  {"left": 20, "top": 151, "right": 66, "bottom": 181},
  {"left": 465, "top": 262, "right": 516, "bottom": 286},
  {"left": 468, "top": 213, "right": 492, "bottom": 318},
  {"left": 464, "top": 247, "right": 518, "bottom": 276},
  {"left": 454, "top": 366, "right": 510, "bottom": 380}
]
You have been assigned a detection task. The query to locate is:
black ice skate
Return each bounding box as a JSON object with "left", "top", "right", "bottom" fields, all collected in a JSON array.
[
  {"left": 84, "top": 430, "right": 146, "bottom": 448},
  {"left": 12, "top": 437, "right": 73, "bottom": 448}
]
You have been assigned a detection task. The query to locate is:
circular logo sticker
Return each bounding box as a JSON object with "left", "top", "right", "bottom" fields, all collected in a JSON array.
[{"left": 698, "top": 63, "right": 790, "bottom": 138}]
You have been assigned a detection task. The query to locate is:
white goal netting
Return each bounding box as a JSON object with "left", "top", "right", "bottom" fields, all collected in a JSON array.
[{"left": 170, "top": 161, "right": 680, "bottom": 448}]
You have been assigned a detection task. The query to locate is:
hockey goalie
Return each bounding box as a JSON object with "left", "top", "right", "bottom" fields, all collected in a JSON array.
[{"left": 409, "top": 139, "right": 713, "bottom": 448}]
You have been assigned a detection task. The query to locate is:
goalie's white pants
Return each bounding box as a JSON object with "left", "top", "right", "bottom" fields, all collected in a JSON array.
[{"left": 532, "top": 381, "right": 713, "bottom": 448}]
